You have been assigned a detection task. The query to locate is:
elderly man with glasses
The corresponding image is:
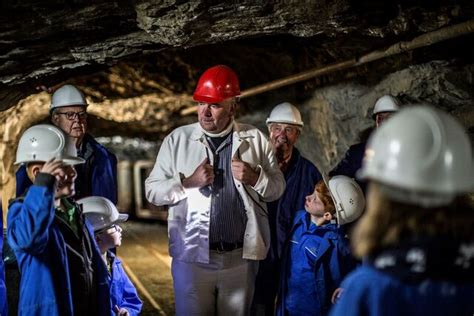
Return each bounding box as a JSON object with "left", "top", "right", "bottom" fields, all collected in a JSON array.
[
  {"left": 252, "top": 102, "right": 322, "bottom": 316},
  {"left": 15, "top": 84, "right": 118, "bottom": 204}
]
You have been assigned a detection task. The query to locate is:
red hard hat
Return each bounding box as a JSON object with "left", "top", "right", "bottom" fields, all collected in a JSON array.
[{"left": 193, "top": 65, "right": 240, "bottom": 103}]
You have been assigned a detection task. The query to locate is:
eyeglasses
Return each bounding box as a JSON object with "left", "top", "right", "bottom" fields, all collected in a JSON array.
[
  {"left": 96, "top": 224, "right": 119, "bottom": 235},
  {"left": 55, "top": 111, "right": 87, "bottom": 121}
]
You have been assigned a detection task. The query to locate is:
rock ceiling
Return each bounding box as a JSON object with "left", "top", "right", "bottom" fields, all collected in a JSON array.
[
  {"left": 0, "top": 0, "right": 473, "bottom": 151},
  {"left": 2, "top": 0, "right": 474, "bottom": 213},
  {"left": 1, "top": 0, "right": 474, "bottom": 115}
]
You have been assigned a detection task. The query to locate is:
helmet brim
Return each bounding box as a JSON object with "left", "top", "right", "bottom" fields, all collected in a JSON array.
[
  {"left": 266, "top": 119, "right": 304, "bottom": 127},
  {"left": 50, "top": 104, "right": 87, "bottom": 114},
  {"left": 372, "top": 109, "right": 398, "bottom": 120},
  {"left": 193, "top": 94, "right": 240, "bottom": 104},
  {"left": 14, "top": 156, "right": 85, "bottom": 165},
  {"left": 115, "top": 213, "right": 129, "bottom": 224}
]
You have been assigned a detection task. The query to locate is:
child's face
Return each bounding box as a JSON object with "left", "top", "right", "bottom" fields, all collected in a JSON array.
[
  {"left": 304, "top": 189, "right": 325, "bottom": 216},
  {"left": 55, "top": 165, "right": 77, "bottom": 199},
  {"left": 96, "top": 224, "right": 123, "bottom": 250}
]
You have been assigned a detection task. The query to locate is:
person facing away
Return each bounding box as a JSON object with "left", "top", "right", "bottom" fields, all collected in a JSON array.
[
  {"left": 16, "top": 84, "right": 118, "bottom": 203},
  {"left": 329, "top": 95, "right": 400, "bottom": 193},
  {"left": 80, "top": 196, "right": 143, "bottom": 316},
  {"left": 252, "top": 102, "right": 322, "bottom": 316},
  {"left": 145, "top": 64, "right": 286, "bottom": 316},
  {"left": 329, "top": 105, "right": 474, "bottom": 316},
  {"left": 277, "top": 176, "right": 364, "bottom": 316},
  {"left": 7, "top": 124, "right": 111, "bottom": 316}
]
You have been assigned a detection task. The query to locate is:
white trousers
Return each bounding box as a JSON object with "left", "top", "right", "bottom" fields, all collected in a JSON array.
[{"left": 172, "top": 249, "right": 259, "bottom": 316}]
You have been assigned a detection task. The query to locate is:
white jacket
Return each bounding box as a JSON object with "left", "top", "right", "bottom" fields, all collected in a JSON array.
[{"left": 145, "top": 122, "right": 285, "bottom": 263}]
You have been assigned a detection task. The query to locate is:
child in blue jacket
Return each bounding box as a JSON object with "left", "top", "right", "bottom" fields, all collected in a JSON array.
[
  {"left": 278, "top": 176, "right": 365, "bottom": 316},
  {"left": 80, "top": 196, "right": 143, "bottom": 316},
  {"left": 7, "top": 124, "right": 111, "bottom": 316},
  {"left": 329, "top": 106, "right": 474, "bottom": 316}
]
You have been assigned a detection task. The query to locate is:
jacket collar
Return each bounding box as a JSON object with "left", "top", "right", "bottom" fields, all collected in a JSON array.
[{"left": 190, "top": 121, "right": 254, "bottom": 142}]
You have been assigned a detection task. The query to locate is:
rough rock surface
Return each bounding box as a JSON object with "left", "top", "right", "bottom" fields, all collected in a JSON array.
[
  {"left": 2, "top": 1, "right": 474, "bottom": 213},
  {"left": 1, "top": 0, "right": 473, "bottom": 110},
  {"left": 301, "top": 61, "right": 474, "bottom": 170},
  {"left": 239, "top": 60, "right": 474, "bottom": 172}
]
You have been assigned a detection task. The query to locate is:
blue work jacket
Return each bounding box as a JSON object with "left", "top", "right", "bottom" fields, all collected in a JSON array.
[
  {"left": 268, "top": 148, "right": 322, "bottom": 260},
  {"left": 7, "top": 179, "right": 111, "bottom": 316},
  {"left": 107, "top": 251, "right": 142, "bottom": 316},
  {"left": 0, "top": 208, "right": 7, "bottom": 316},
  {"left": 329, "top": 263, "right": 474, "bottom": 316},
  {"left": 329, "top": 142, "right": 367, "bottom": 193},
  {"left": 16, "top": 133, "right": 118, "bottom": 203},
  {"left": 278, "top": 211, "right": 355, "bottom": 316}
]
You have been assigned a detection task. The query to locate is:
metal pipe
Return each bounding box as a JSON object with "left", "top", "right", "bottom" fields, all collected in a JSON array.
[{"left": 180, "top": 19, "right": 474, "bottom": 115}]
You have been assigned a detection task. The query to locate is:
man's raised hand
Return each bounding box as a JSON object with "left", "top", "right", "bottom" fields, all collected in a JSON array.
[
  {"left": 231, "top": 158, "right": 259, "bottom": 187},
  {"left": 182, "top": 158, "right": 215, "bottom": 188}
]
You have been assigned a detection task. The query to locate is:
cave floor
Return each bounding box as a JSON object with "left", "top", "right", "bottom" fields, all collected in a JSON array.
[{"left": 119, "top": 220, "right": 174, "bottom": 315}]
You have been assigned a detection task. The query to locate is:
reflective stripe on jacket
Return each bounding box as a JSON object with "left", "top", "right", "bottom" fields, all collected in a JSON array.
[{"left": 329, "top": 264, "right": 474, "bottom": 316}]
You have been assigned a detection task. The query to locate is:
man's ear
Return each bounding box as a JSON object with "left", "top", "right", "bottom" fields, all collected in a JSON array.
[
  {"left": 228, "top": 98, "right": 239, "bottom": 115},
  {"left": 229, "top": 103, "right": 237, "bottom": 116},
  {"left": 51, "top": 112, "right": 59, "bottom": 126}
]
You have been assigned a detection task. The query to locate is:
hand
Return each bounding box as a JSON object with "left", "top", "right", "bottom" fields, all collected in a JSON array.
[
  {"left": 182, "top": 158, "right": 214, "bottom": 188},
  {"left": 114, "top": 305, "right": 130, "bottom": 316},
  {"left": 40, "top": 158, "right": 64, "bottom": 178},
  {"left": 274, "top": 146, "right": 286, "bottom": 163},
  {"left": 231, "top": 158, "right": 259, "bottom": 187},
  {"left": 331, "top": 287, "right": 344, "bottom": 304}
]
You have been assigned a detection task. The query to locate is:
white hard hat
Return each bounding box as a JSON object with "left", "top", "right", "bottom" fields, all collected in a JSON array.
[
  {"left": 328, "top": 175, "right": 365, "bottom": 225},
  {"left": 50, "top": 84, "right": 87, "bottom": 111},
  {"left": 372, "top": 95, "right": 400, "bottom": 119},
  {"left": 358, "top": 105, "right": 474, "bottom": 207},
  {"left": 15, "top": 124, "right": 85, "bottom": 165},
  {"left": 79, "top": 196, "right": 128, "bottom": 232},
  {"left": 266, "top": 102, "right": 304, "bottom": 127}
]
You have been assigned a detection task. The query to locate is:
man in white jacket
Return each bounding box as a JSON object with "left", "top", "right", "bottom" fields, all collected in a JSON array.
[{"left": 145, "top": 65, "right": 285, "bottom": 316}]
